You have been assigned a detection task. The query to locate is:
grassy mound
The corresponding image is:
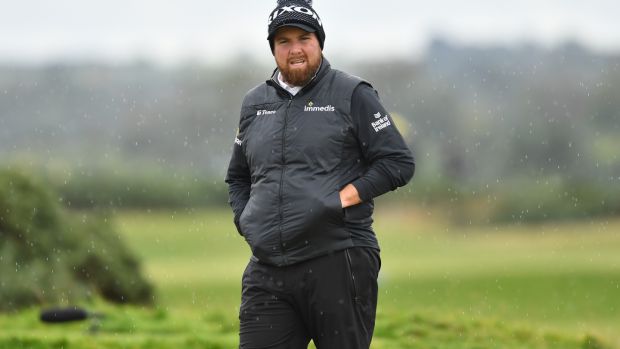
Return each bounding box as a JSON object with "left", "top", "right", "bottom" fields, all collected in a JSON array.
[
  {"left": 0, "top": 307, "right": 612, "bottom": 349},
  {"left": 0, "top": 169, "right": 153, "bottom": 311},
  {"left": 372, "top": 310, "right": 612, "bottom": 349}
]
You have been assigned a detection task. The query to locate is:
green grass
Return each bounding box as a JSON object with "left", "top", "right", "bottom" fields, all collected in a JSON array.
[{"left": 1, "top": 206, "right": 619, "bottom": 348}]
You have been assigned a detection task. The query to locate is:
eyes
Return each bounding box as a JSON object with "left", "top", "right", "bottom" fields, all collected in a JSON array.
[{"left": 276, "top": 35, "right": 312, "bottom": 46}]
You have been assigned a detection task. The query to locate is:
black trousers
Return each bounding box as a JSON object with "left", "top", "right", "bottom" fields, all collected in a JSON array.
[{"left": 239, "top": 247, "right": 381, "bottom": 349}]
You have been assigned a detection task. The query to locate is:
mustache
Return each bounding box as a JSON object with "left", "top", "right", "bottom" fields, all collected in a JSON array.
[{"left": 288, "top": 55, "right": 307, "bottom": 62}]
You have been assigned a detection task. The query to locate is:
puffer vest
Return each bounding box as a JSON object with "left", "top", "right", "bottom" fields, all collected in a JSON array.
[{"left": 236, "top": 59, "right": 375, "bottom": 266}]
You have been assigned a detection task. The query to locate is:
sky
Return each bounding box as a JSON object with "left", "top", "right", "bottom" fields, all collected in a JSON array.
[{"left": 1, "top": 0, "right": 619, "bottom": 65}]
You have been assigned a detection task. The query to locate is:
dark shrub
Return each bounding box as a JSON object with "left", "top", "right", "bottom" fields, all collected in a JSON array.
[{"left": 0, "top": 169, "right": 154, "bottom": 312}]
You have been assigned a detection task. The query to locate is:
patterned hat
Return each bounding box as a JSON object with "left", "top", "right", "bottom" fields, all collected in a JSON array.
[{"left": 267, "top": 0, "right": 325, "bottom": 52}]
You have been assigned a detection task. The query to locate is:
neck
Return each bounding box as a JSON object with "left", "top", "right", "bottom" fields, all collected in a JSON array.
[{"left": 279, "top": 72, "right": 298, "bottom": 88}]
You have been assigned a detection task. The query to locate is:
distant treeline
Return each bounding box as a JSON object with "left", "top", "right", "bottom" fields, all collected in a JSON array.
[
  {"left": 1, "top": 39, "right": 619, "bottom": 222},
  {"left": 53, "top": 168, "right": 228, "bottom": 209}
]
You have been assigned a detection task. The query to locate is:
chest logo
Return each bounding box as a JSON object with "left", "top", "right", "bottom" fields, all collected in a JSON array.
[
  {"left": 257, "top": 109, "right": 276, "bottom": 116},
  {"left": 304, "top": 102, "right": 335, "bottom": 112}
]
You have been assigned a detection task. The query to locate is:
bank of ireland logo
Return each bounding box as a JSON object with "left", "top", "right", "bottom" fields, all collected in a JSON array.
[{"left": 371, "top": 112, "right": 392, "bottom": 132}]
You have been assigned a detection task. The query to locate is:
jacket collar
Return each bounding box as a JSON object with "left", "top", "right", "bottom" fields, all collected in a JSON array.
[{"left": 267, "top": 56, "right": 331, "bottom": 97}]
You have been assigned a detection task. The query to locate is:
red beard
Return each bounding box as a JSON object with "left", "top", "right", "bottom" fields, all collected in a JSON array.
[{"left": 278, "top": 55, "right": 321, "bottom": 86}]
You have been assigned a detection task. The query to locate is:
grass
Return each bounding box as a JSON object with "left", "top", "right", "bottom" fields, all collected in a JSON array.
[{"left": 1, "top": 206, "right": 618, "bottom": 348}]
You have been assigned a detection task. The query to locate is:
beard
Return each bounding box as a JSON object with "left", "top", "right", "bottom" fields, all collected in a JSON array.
[{"left": 278, "top": 54, "right": 321, "bottom": 87}]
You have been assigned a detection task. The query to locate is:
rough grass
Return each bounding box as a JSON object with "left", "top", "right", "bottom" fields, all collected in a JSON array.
[{"left": 1, "top": 206, "right": 618, "bottom": 348}]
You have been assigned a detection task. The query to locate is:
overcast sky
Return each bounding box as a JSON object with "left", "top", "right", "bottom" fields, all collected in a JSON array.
[{"left": 1, "top": 0, "right": 618, "bottom": 65}]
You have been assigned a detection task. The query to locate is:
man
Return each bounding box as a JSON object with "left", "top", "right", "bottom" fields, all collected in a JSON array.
[{"left": 225, "top": 0, "right": 414, "bottom": 347}]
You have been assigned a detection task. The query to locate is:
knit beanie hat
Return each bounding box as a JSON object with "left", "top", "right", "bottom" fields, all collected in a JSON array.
[{"left": 267, "top": 0, "right": 326, "bottom": 52}]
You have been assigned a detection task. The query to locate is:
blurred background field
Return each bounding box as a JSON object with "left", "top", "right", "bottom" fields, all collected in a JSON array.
[
  {"left": 1, "top": 1, "right": 620, "bottom": 348},
  {"left": 1, "top": 207, "right": 618, "bottom": 348}
]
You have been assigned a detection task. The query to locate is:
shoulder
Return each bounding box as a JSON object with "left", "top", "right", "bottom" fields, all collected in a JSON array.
[
  {"left": 328, "top": 69, "right": 375, "bottom": 102},
  {"left": 330, "top": 69, "right": 372, "bottom": 89},
  {"left": 237, "top": 83, "right": 272, "bottom": 127},
  {"left": 241, "top": 82, "right": 272, "bottom": 107},
  {"left": 319, "top": 69, "right": 373, "bottom": 107},
  {"left": 352, "top": 82, "right": 379, "bottom": 102}
]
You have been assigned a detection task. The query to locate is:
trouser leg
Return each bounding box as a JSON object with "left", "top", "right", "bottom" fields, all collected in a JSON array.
[
  {"left": 239, "top": 260, "right": 311, "bottom": 349},
  {"left": 298, "top": 248, "right": 381, "bottom": 349}
]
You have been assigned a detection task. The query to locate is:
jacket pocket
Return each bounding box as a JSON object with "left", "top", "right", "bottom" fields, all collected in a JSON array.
[
  {"left": 281, "top": 188, "right": 346, "bottom": 250},
  {"left": 343, "top": 201, "right": 373, "bottom": 224},
  {"left": 238, "top": 204, "right": 254, "bottom": 245},
  {"left": 324, "top": 190, "right": 345, "bottom": 223}
]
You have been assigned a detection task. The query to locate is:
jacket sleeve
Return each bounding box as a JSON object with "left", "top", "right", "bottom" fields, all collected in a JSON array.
[
  {"left": 225, "top": 119, "right": 251, "bottom": 235},
  {"left": 349, "top": 83, "right": 415, "bottom": 202}
]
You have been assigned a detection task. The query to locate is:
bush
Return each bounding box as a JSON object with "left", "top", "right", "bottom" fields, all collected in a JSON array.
[{"left": 0, "top": 169, "right": 154, "bottom": 312}]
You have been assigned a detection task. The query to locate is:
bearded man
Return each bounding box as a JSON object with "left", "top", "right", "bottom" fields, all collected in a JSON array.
[{"left": 225, "top": 1, "right": 415, "bottom": 347}]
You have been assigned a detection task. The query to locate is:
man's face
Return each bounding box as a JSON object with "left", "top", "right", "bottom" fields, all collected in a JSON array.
[{"left": 273, "top": 26, "right": 322, "bottom": 86}]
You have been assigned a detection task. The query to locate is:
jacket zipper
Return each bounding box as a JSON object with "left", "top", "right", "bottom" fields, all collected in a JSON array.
[
  {"left": 278, "top": 97, "right": 293, "bottom": 264},
  {"left": 344, "top": 249, "right": 359, "bottom": 303},
  {"left": 269, "top": 71, "right": 318, "bottom": 265}
]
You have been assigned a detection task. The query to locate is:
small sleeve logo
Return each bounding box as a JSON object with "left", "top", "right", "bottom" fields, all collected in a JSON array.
[{"left": 371, "top": 112, "right": 392, "bottom": 132}]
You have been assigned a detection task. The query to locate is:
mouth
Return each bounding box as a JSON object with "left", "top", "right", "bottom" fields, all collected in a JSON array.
[{"left": 289, "top": 58, "right": 306, "bottom": 67}]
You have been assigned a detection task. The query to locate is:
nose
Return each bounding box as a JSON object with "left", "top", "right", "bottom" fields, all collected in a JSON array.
[{"left": 290, "top": 40, "right": 303, "bottom": 54}]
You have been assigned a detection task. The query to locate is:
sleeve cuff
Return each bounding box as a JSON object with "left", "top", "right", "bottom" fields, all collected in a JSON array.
[{"left": 351, "top": 179, "right": 373, "bottom": 203}]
